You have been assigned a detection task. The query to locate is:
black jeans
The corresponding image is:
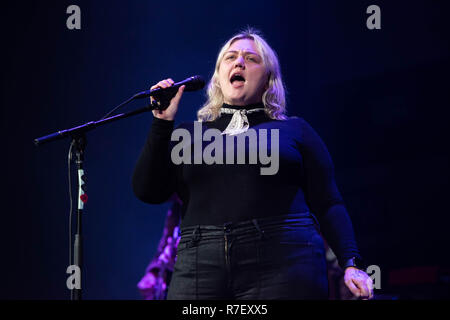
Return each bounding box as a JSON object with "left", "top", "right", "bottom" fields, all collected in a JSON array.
[{"left": 167, "top": 212, "right": 329, "bottom": 300}]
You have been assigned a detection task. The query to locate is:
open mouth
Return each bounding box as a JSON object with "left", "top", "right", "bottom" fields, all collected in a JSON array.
[{"left": 230, "top": 73, "right": 246, "bottom": 87}]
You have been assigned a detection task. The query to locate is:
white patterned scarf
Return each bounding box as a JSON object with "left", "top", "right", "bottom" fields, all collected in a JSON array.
[{"left": 220, "top": 107, "right": 265, "bottom": 136}]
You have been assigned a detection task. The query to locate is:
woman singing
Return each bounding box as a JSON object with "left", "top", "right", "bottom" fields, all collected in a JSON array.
[{"left": 132, "top": 28, "right": 373, "bottom": 300}]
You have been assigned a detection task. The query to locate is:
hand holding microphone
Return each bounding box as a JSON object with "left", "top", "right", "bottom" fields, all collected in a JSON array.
[
  {"left": 150, "top": 78, "right": 185, "bottom": 121},
  {"left": 132, "top": 75, "right": 205, "bottom": 121}
]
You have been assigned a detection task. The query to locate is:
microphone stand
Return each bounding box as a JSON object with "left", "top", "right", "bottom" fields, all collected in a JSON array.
[
  {"left": 34, "top": 101, "right": 160, "bottom": 300},
  {"left": 71, "top": 134, "right": 86, "bottom": 301},
  {"left": 34, "top": 101, "right": 160, "bottom": 146}
]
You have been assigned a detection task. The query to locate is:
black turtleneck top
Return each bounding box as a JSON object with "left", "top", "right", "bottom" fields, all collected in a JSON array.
[{"left": 132, "top": 103, "right": 362, "bottom": 267}]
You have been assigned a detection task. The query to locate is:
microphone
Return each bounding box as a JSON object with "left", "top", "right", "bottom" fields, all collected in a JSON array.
[{"left": 132, "top": 75, "right": 205, "bottom": 100}]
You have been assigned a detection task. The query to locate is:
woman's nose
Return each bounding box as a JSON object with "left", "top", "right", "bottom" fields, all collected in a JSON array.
[{"left": 234, "top": 55, "right": 245, "bottom": 69}]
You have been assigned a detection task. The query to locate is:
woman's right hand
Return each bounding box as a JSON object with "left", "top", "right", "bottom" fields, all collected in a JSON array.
[{"left": 151, "top": 78, "right": 185, "bottom": 121}]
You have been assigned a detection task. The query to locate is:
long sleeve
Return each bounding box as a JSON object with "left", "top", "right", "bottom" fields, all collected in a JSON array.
[
  {"left": 132, "top": 116, "right": 177, "bottom": 204},
  {"left": 298, "top": 118, "right": 362, "bottom": 269}
]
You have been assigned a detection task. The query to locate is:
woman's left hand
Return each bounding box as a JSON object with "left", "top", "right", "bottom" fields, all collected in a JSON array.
[{"left": 343, "top": 267, "right": 374, "bottom": 299}]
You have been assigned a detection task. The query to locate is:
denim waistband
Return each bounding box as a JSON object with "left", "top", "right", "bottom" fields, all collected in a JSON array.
[{"left": 179, "top": 212, "right": 320, "bottom": 240}]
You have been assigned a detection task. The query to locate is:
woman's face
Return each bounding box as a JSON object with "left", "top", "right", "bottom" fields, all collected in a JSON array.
[{"left": 217, "top": 38, "right": 268, "bottom": 106}]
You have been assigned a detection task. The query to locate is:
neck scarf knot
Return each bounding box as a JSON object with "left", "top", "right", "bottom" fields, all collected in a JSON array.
[{"left": 220, "top": 107, "right": 265, "bottom": 135}]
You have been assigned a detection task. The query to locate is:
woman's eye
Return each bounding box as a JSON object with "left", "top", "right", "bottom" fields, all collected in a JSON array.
[{"left": 226, "top": 55, "right": 235, "bottom": 60}]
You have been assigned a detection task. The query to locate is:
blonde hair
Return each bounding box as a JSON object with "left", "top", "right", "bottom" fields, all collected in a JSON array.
[{"left": 197, "top": 28, "right": 288, "bottom": 122}]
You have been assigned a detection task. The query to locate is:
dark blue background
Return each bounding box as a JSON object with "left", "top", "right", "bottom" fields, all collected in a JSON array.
[{"left": 1, "top": 0, "right": 449, "bottom": 299}]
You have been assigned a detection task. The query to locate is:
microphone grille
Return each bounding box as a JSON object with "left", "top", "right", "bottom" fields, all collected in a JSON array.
[{"left": 185, "top": 75, "right": 205, "bottom": 91}]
